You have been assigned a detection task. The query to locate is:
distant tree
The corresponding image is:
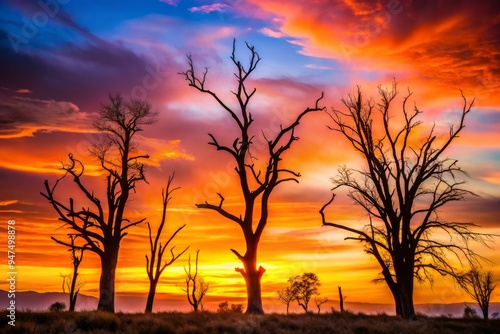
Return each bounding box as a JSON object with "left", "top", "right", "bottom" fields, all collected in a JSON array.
[
  {"left": 42, "top": 95, "right": 157, "bottom": 312},
  {"left": 181, "top": 39, "right": 324, "bottom": 314},
  {"left": 181, "top": 250, "right": 209, "bottom": 312},
  {"left": 315, "top": 296, "right": 329, "bottom": 314},
  {"left": 60, "top": 234, "right": 85, "bottom": 311},
  {"left": 458, "top": 267, "right": 496, "bottom": 319},
  {"left": 321, "top": 82, "right": 494, "bottom": 319},
  {"left": 49, "top": 302, "right": 66, "bottom": 312},
  {"left": 463, "top": 304, "right": 479, "bottom": 318},
  {"left": 291, "top": 273, "right": 321, "bottom": 313},
  {"left": 217, "top": 301, "right": 244, "bottom": 313},
  {"left": 277, "top": 286, "right": 297, "bottom": 315},
  {"left": 145, "top": 174, "right": 189, "bottom": 313},
  {"left": 338, "top": 286, "right": 345, "bottom": 312},
  {"left": 492, "top": 312, "right": 499, "bottom": 319}
]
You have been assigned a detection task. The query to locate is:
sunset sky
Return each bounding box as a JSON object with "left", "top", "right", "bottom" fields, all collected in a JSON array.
[{"left": 1, "top": 0, "right": 499, "bottom": 312}]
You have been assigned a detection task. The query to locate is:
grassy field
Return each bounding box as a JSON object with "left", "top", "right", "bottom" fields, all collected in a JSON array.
[{"left": 1, "top": 310, "right": 499, "bottom": 334}]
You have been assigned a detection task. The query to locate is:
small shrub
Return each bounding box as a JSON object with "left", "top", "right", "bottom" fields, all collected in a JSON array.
[
  {"left": 463, "top": 304, "right": 479, "bottom": 319},
  {"left": 48, "top": 302, "right": 66, "bottom": 312},
  {"left": 75, "top": 311, "right": 121, "bottom": 331},
  {"left": 217, "top": 301, "right": 244, "bottom": 313}
]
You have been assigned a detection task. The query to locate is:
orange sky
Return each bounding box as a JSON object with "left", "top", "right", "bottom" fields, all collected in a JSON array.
[{"left": 0, "top": 0, "right": 499, "bottom": 312}]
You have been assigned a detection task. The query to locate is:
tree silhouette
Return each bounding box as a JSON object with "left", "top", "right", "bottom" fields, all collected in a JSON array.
[
  {"left": 180, "top": 39, "right": 324, "bottom": 314},
  {"left": 60, "top": 234, "right": 85, "bottom": 311},
  {"left": 145, "top": 173, "right": 188, "bottom": 313},
  {"left": 181, "top": 250, "right": 209, "bottom": 312},
  {"left": 338, "top": 286, "right": 345, "bottom": 312},
  {"left": 320, "top": 82, "right": 494, "bottom": 319},
  {"left": 49, "top": 302, "right": 66, "bottom": 312},
  {"left": 458, "top": 266, "right": 496, "bottom": 319},
  {"left": 41, "top": 94, "right": 157, "bottom": 312},
  {"left": 315, "top": 296, "right": 328, "bottom": 314},
  {"left": 277, "top": 285, "right": 296, "bottom": 315},
  {"left": 290, "top": 272, "right": 321, "bottom": 313}
]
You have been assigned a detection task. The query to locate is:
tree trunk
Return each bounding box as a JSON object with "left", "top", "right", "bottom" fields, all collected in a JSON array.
[
  {"left": 242, "top": 265, "right": 265, "bottom": 314},
  {"left": 481, "top": 305, "right": 489, "bottom": 320},
  {"left": 338, "top": 286, "right": 344, "bottom": 312},
  {"left": 68, "top": 270, "right": 78, "bottom": 311},
  {"left": 97, "top": 252, "right": 118, "bottom": 312},
  {"left": 145, "top": 280, "right": 158, "bottom": 313},
  {"left": 390, "top": 274, "right": 415, "bottom": 319},
  {"left": 69, "top": 291, "right": 77, "bottom": 312},
  {"left": 237, "top": 246, "right": 265, "bottom": 315}
]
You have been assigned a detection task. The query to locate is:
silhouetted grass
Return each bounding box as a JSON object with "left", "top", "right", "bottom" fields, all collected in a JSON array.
[{"left": 1, "top": 310, "right": 499, "bottom": 333}]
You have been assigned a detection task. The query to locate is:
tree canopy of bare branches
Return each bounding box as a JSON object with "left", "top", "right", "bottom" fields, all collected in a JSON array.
[
  {"left": 459, "top": 266, "right": 496, "bottom": 319},
  {"left": 41, "top": 94, "right": 157, "bottom": 312},
  {"left": 60, "top": 234, "right": 85, "bottom": 311},
  {"left": 180, "top": 39, "right": 325, "bottom": 314},
  {"left": 181, "top": 250, "right": 209, "bottom": 312},
  {"left": 145, "top": 173, "right": 188, "bottom": 313},
  {"left": 320, "top": 82, "right": 494, "bottom": 319}
]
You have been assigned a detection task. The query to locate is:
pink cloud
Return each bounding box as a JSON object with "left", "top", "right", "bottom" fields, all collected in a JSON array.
[
  {"left": 159, "top": 0, "right": 177, "bottom": 6},
  {"left": 189, "top": 3, "right": 230, "bottom": 14},
  {"left": 259, "top": 27, "right": 285, "bottom": 38}
]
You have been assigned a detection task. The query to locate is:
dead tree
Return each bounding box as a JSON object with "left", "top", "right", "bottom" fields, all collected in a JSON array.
[
  {"left": 145, "top": 174, "right": 188, "bottom": 313},
  {"left": 61, "top": 235, "right": 85, "bottom": 311},
  {"left": 41, "top": 94, "right": 157, "bottom": 312},
  {"left": 315, "top": 296, "right": 328, "bottom": 314},
  {"left": 458, "top": 266, "right": 496, "bottom": 319},
  {"left": 180, "top": 39, "right": 325, "bottom": 314},
  {"left": 338, "top": 286, "right": 344, "bottom": 312},
  {"left": 320, "top": 82, "right": 494, "bottom": 319},
  {"left": 181, "top": 250, "right": 209, "bottom": 312}
]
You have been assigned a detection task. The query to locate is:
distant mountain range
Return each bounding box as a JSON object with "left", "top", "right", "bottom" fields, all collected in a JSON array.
[{"left": 1, "top": 290, "right": 498, "bottom": 317}]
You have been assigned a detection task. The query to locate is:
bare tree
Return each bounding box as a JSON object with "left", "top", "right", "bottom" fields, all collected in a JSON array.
[
  {"left": 315, "top": 296, "right": 329, "bottom": 314},
  {"left": 60, "top": 235, "right": 85, "bottom": 311},
  {"left": 338, "top": 286, "right": 344, "bottom": 312},
  {"left": 180, "top": 39, "right": 324, "bottom": 314},
  {"left": 277, "top": 286, "right": 297, "bottom": 315},
  {"left": 181, "top": 250, "right": 209, "bottom": 312},
  {"left": 41, "top": 94, "right": 157, "bottom": 312},
  {"left": 320, "top": 82, "right": 494, "bottom": 319},
  {"left": 145, "top": 174, "right": 189, "bottom": 313},
  {"left": 459, "top": 266, "right": 496, "bottom": 319}
]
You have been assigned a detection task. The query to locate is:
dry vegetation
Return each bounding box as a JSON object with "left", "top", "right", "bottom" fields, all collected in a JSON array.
[{"left": 1, "top": 310, "right": 499, "bottom": 334}]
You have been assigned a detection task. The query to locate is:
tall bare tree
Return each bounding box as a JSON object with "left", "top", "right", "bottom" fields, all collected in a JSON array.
[
  {"left": 181, "top": 250, "right": 209, "bottom": 312},
  {"left": 459, "top": 266, "right": 496, "bottom": 319},
  {"left": 180, "top": 39, "right": 324, "bottom": 314},
  {"left": 60, "top": 234, "right": 85, "bottom": 311},
  {"left": 145, "top": 174, "right": 189, "bottom": 313},
  {"left": 320, "top": 82, "right": 493, "bottom": 319},
  {"left": 42, "top": 94, "right": 157, "bottom": 312}
]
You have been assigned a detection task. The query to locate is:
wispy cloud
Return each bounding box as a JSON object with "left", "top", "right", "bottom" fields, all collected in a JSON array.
[
  {"left": 189, "top": 3, "right": 230, "bottom": 14},
  {"left": 159, "top": 0, "right": 177, "bottom": 6},
  {"left": 305, "top": 64, "right": 334, "bottom": 70},
  {"left": 259, "top": 27, "right": 285, "bottom": 38}
]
